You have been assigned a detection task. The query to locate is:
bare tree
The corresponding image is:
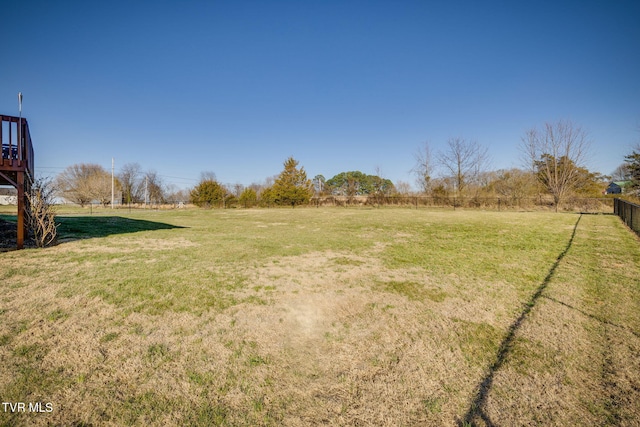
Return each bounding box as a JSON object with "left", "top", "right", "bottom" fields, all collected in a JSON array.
[
  {"left": 437, "top": 138, "right": 489, "bottom": 195},
  {"left": 611, "top": 163, "right": 632, "bottom": 182},
  {"left": 412, "top": 141, "right": 434, "bottom": 194},
  {"left": 522, "top": 120, "right": 591, "bottom": 211},
  {"left": 56, "top": 163, "right": 112, "bottom": 207},
  {"left": 394, "top": 180, "right": 412, "bottom": 195},
  {"left": 164, "top": 184, "right": 190, "bottom": 205},
  {"left": 143, "top": 170, "right": 165, "bottom": 205},
  {"left": 90, "top": 171, "right": 114, "bottom": 207},
  {"left": 313, "top": 175, "right": 326, "bottom": 195},
  {"left": 232, "top": 183, "right": 245, "bottom": 198},
  {"left": 370, "top": 166, "right": 387, "bottom": 206},
  {"left": 200, "top": 171, "right": 217, "bottom": 182},
  {"left": 248, "top": 182, "right": 263, "bottom": 194},
  {"left": 119, "top": 162, "right": 143, "bottom": 204}
]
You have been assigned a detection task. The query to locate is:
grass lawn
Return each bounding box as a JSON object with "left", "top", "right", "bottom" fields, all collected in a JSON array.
[{"left": 0, "top": 207, "right": 638, "bottom": 426}]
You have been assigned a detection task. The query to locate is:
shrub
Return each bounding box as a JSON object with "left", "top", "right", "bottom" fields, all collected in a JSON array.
[{"left": 28, "top": 178, "right": 58, "bottom": 247}]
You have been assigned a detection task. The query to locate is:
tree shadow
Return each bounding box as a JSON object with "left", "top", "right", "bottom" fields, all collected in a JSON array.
[
  {"left": 458, "top": 214, "right": 583, "bottom": 427},
  {"left": 0, "top": 214, "right": 186, "bottom": 248}
]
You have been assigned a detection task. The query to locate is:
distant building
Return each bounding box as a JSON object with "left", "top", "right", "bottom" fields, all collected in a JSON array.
[
  {"left": 605, "top": 181, "right": 631, "bottom": 195},
  {"left": 0, "top": 187, "right": 17, "bottom": 205}
]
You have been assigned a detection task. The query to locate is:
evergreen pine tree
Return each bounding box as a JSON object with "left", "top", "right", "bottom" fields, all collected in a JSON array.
[
  {"left": 272, "top": 157, "right": 313, "bottom": 206},
  {"left": 625, "top": 150, "right": 640, "bottom": 194}
]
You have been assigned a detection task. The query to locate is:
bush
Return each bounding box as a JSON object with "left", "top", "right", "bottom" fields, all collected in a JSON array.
[
  {"left": 239, "top": 188, "right": 257, "bottom": 207},
  {"left": 28, "top": 178, "right": 58, "bottom": 247},
  {"left": 190, "top": 180, "right": 227, "bottom": 208}
]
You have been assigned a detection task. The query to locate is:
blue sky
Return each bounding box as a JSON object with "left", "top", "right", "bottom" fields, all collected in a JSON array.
[{"left": 2, "top": 0, "right": 639, "bottom": 190}]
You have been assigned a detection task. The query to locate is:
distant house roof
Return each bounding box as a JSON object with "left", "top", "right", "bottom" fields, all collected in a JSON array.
[{"left": 606, "top": 181, "right": 632, "bottom": 195}]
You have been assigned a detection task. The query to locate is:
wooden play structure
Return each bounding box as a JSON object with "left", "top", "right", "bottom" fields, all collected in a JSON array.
[{"left": 1, "top": 114, "right": 34, "bottom": 249}]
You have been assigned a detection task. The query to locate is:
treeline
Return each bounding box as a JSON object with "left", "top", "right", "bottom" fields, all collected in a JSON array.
[
  {"left": 55, "top": 163, "right": 188, "bottom": 207},
  {"left": 184, "top": 120, "right": 639, "bottom": 210},
  {"left": 52, "top": 120, "right": 640, "bottom": 209}
]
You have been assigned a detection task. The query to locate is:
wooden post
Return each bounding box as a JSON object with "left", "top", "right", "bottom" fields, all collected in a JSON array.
[{"left": 17, "top": 171, "right": 25, "bottom": 249}]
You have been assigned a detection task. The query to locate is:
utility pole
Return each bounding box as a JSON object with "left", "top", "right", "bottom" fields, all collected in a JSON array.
[
  {"left": 111, "top": 157, "right": 115, "bottom": 209},
  {"left": 145, "top": 175, "right": 149, "bottom": 208}
]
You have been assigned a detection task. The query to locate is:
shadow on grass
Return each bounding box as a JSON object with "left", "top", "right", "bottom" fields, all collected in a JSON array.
[
  {"left": 0, "top": 214, "right": 186, "bottom": 248},
  {"left": 0, "top": 215, "right": 27, "bottom": 250},
  {"left": 459, "top": 214, "right": 583, "bottom": 427},
  {"left": 56, "top": 216, "right": 186, "bottom": 241}
]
